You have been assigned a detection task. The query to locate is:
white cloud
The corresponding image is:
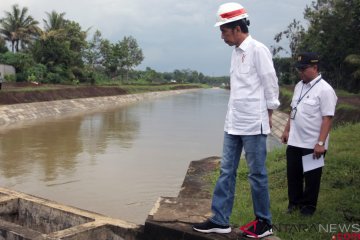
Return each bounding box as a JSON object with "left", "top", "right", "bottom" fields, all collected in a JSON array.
[{"left": 0, "top": 0, "right": 313, "bottom": 76}]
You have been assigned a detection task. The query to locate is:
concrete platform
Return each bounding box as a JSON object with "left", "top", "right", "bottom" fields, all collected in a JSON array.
[
  {"left": 144, "top": 157, "right": 281, "bottom": 240},
  {"left": 0, "top": 187, "right": 143, "bottom": 240}
]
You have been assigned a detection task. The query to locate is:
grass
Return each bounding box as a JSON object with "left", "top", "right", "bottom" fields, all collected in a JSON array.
[
  {"left": 336, "top": 103, "right": 359, "bottom": 111},
  {"left": 335, "top": 89, "right": 360, "bottom": 97},
  {"left": 209, "top": 123, "right": 360, "bottom": 239},
  {"left": 2, "top": 82, "right": 206, "bottom": 94},
  {"left": 119, "top": 83, "right": 207, "bottom": 94}
]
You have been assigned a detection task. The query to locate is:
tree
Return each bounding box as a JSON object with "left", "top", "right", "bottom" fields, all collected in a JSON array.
[
  {"left": 43, "top": 11, "right": 66, "bottom": 31},
  {"left": 300, "top": 0, "right": 360, "bottom": 90},
  {"left": 83, "top": 30, "right": 103, "bottom": 70},
  {"left": 0, "top": 51, "right": 35, "bottom": 81},
  {"left": 38, "top": 11, "right": 67, "bottom": 42},
  {"left": 31, "top": 14, "right": 88, "bottom": 83},
  {"left": 272, "top": 19, "right": 305, "bottom": 58},
  {"left": 118, "top": 36, "right": 144, "bottom": 81},
  {"left": 99, "top": 36, "right": 144, "bottom": 80},
  {"left": 99, "top": 39, "right": 118, "bottom": 78},
  {"left": 344, "top": 54, "right": 360, "bottom": 92},
  {"left": 142, "top": 67, "right": 161, "bottom": 83},
  {"left": 0, "top": 4, "right": 40, "bottom": 52},
  {"left": 0, "top": 37, "right": 8, "bottom": 53}
]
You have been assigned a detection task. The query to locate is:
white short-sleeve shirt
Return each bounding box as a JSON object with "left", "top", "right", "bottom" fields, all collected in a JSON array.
[
  {"left": 224, "top": 36, "right": 280, "bottom": 135},
  {"left": 287, "top": 75, "right": 338, "bottom": 149}
]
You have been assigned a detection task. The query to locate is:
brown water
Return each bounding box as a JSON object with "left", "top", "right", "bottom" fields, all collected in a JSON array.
[{"left": 0, "top": 89, "right": 280, "bottom": 224}]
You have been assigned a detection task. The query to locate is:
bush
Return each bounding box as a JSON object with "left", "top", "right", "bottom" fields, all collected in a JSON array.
[
  {"left": 46, "top": 72, "right": 63, "bottom": 84},
  {"left": 26, "top": 64, "right": 47, "bottom": 83},
  {"left": 4, "top": 74, "right": 16, "bottom": 82}
]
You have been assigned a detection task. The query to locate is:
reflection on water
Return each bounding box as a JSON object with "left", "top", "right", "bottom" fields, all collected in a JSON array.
[
  {"left": 0, "top": 89, "right": 280, "bottom": 224},
  {"left": 0, "top": 110, "right": 139, "bottom": 181}
]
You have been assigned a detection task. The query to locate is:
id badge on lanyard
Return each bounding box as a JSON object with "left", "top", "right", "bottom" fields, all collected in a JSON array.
[
  {"left": 291, "top": 78, "right": 321, "bottom": 120},
  {"left": 290, "top": 107, "right": 297, "bottom": 119}
]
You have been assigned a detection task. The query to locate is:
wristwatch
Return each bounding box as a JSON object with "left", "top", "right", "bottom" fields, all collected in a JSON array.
[{"left": 317, "top": 141, "right": 324, "bottom": 146}]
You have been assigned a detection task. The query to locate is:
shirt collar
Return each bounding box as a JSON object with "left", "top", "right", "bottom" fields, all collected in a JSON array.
[
  {"left": 235, "top": 35, "right": 252, "bottom": 52},
  {"left": 303, "top": 74, "right": 322, "bottom": 87}
]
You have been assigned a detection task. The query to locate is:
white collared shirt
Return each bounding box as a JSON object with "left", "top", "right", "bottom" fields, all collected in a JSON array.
[
  {"left": 288, "top": 75, "right": 338, "bottom": 149},
  {"left": 224, "top": 35, "right": 280, "bottom": 135}
]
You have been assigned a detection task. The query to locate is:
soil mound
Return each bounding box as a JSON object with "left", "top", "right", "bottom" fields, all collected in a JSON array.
[{"left": 0, "top": 83, "right": 127, "bottom": 105}]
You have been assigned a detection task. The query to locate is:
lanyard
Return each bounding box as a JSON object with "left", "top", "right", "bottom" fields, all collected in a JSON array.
[{"left": 296, "top": 78, "right": 322, "bottom": 106}]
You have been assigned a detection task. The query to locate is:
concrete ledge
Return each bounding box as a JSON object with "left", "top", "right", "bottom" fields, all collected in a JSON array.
[
  {"left": 144, "top": 157, "right": 281, "bottom": 240},
  {"left": 271, "top": 111, "right": 288, "bottom": 140},
  {"left": 0, "top": 187, "right": 143, "bottom": 240}
]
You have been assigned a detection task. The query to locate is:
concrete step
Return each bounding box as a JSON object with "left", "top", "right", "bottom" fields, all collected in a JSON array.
[
  {"left": 0, "top": 187, "right": 143, "bottom": 240},
  {"left": 144, "top": 157, "right": 281, "bottom": 240}
]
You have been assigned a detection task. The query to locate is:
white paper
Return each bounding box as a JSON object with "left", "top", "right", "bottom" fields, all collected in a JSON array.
[{"left": 302, "top": 153, "right": 324, "bottom": 172}]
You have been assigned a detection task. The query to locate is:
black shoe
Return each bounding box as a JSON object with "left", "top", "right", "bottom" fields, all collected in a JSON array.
[
  {"left": 287, "top": 204, "right": 299, "bottom": 214},
  {"left": 241, "top": 218, "right": 273, "bottom": 238},
  {"left": 193, "top": 219, "right": 231, "bottom": 234},
  {"left": 300, "top": 206, "right": 315, "bottom": 216}
]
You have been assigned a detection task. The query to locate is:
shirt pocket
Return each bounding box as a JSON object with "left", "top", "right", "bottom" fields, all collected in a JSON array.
[
  {"left": 237, "top": 64, "right": 250, "bottom": 74},
  {"left": 302, "top": 99, "right": 319, "bottom": 115}
]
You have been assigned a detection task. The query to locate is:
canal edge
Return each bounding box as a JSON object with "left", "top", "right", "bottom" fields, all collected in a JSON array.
[
  {"left": 0, "top": 89, "right": 200, "bottom": 129},
  {"left": 143, "top": 112, "right": 287, "bottom": 239}
]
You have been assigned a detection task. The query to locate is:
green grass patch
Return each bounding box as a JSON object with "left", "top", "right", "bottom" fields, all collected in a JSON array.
[
  {"left": 120, "top": 83, "right": 206, "bottom": 94},
  {"left": 336, "top": 103, "right": 359, "bottom": 111},
  {"left": 335, "top": 89, "right": 360, "bottom": 97},
  {"left": 209, "top": 123, "right": 360, "bottom": 239}
]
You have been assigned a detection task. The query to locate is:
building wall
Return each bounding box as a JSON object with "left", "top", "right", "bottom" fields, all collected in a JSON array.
[{"left": 0, "top": 64, "right": 16, "bottom": 78}]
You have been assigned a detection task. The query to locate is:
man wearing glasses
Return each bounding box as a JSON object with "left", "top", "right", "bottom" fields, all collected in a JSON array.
[{"left": 281, "top": 52, "right": 337, "bottom": 216}]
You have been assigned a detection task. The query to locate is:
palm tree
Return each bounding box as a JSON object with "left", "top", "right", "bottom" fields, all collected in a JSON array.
[
  {"left": 0, "top": 4, "right": 40, "bottom": 52},
  {"left": 38, "top": 11, "right": 67, "bottom": 41},
  {"left": 43, "top": 11, "right": 66, "bottom": 31}
]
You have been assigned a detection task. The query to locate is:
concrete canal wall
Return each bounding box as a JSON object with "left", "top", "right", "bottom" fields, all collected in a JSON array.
[
  {"left": 0, "top": 187, "right": 143, "bottom": 240},
  {"left": 0, "top": 88, "right": 288, "bottom": 136},
  {"left": 0, "top": 89, "right": 197, "bottom": 128}
]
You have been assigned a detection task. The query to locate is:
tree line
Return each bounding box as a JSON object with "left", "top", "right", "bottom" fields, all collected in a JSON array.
[
  {"left": 3, "top": 1, "right": 358, "bottom": 91},
  {"left": 0, "top": 4, "right": 228, "bottom": 86},
  {"left": 272, "top": 0, "right": 360, "bottom": 93}
]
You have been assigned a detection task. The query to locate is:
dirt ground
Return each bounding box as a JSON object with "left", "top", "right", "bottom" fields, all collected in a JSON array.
[{"left": 0, "top": 82, "right": 129, "bottom": 105}]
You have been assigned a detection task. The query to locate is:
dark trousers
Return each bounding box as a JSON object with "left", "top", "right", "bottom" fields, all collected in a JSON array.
[{"left": 286, "top": 145, "right": 323, "bottom": 211}]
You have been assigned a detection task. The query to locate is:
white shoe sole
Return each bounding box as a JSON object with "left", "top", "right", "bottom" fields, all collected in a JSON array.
[
  {"left": 245, "top": 229, "right": 273, "bottom": 238},
  {"left": 193, "top": 227, "right": 231, "bottom": 234}
]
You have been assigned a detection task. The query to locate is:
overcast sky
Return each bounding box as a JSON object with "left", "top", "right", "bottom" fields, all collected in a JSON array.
[{"left": 0, "top": 0, "right": 314, "bottom": 76}]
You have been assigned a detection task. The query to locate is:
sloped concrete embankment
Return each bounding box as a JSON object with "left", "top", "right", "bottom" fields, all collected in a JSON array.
[{"left": 0, "top": 89, "right": 196, "bottom": 128}]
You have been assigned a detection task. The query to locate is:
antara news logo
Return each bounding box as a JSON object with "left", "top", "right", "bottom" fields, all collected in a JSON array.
[{"left": 239, "top": 220, "right": 360, "bottom": 239}]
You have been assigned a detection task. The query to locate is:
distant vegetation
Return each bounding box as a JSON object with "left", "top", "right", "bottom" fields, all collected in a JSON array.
[
  {"left": 0, "top": 5, "right": 229, "bottom": 87},
  {"left": 272, "top": 0, "right": 360, "bottom": 93},
  {"left": 1, "top": 0, "right": 359, "bottom": 92}
]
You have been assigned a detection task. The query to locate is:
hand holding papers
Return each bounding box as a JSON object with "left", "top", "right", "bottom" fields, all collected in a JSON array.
[{"left": 302, "top": 153, "right": 324, "bottom": 172}]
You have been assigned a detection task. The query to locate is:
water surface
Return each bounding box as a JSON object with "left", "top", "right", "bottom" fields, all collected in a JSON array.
[{"left": 0, "top": 89, "right": 280, "bottom": 224}]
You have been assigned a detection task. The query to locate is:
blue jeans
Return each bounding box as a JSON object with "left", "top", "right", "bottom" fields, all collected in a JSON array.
[{"left": 210, "top": 132, "right": 272, "bottom": 225}]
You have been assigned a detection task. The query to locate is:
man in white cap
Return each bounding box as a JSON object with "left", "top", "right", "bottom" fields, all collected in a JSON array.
[
  {"left": 281, "top": 52, "right": 337, "bottom": 216},
  {"left": 193, "top": 2, "right": 280, "bottom": 238}
]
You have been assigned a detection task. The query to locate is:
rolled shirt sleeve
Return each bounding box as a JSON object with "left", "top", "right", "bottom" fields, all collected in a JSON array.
[
  {"left": 254, "top": 46, "right": 280, "bottom": 110},
  {"left": 320, "top": 84, "right": 338, "bottom": 116}
]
